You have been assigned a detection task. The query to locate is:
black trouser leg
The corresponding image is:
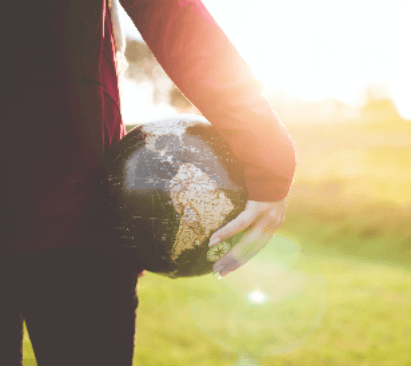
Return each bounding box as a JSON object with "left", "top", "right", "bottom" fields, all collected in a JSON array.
[
  {"left": 0, "top": 250, "right": 23, "bottom": 366},
  {"left": 17, "top": 247, "right": 141, "bottom": 366}
]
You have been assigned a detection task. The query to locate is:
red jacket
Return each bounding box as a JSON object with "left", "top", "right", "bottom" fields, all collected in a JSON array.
[{"left": 2, "top": 0, "right": 295, "bottom": 251}]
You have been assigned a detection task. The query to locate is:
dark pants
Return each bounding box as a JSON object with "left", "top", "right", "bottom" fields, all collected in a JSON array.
[{"left": 1, "top": 246, "right": 142, "bottom": 366}]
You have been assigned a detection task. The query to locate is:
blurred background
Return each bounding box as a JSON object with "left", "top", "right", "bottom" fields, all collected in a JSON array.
[
  {"left": 23, "top": 0, "right": 411, "bottom": 365},
  {"left": 118, "top": 0, "right": 410, "bottom": 124}
]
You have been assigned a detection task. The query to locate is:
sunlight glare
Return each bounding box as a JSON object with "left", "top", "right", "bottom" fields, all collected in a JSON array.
[
  {"left": 120, "top": 80, "right": 177, "bottom": 125},
  {"left": 120, "top": 0, "right": 411, "bottom": 120},
  {"left": 202, "top": 0, "right": 411, "bottom": 118},
  {"left": 248, "top": 290, "right": 267, "bottom": 304}
]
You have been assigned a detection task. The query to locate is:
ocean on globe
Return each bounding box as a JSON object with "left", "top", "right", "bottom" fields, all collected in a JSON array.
[{"left": 98, "top": 114, "right": 248, "bottom": 278}]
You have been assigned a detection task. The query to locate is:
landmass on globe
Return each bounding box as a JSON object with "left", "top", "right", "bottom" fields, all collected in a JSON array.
[{"left": 168, "top": 163, "right": 234, "bottom": 261}]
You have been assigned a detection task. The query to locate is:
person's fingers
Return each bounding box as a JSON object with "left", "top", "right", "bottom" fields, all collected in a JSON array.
[
  {"left": 210, "top": 199, "right": 288, "bottom": 276},
  {"left": 213, "top": 224, "right": 268, "bottom": 270},
  {"left": 256, "top": 207, "right": 284, "bottom": 233},
  {"left": 208, "top": 204, "right": 263, "bottom": 247},
  {"left": 212, "top": 231, "right": 256, "bottom": 275},
  {"left": 213, "top": 253, "right": 245, "bottom": 277},
  {"left": 214, "top": 231, "right": 273, "bottom": 277},
  {"left": 234, "top": 228, "right": 273, "bottom": 263},
  {"left": 217, "top": 259, "right": 242, "bottom": 278},
  {"left": 210, "top": 199, "right": 286, "bottom": 247},
  {"left": 213, "top": 206, "right": 284, "bottom": 276},
  {"left": 212, "top": 250, "right": 243, "bottom": 276},
  {"left": 281, "top": 210, "right": 286, "bottom": 225}
]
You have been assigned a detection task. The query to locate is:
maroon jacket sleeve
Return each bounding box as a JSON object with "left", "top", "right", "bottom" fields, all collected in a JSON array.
[{"left": 120, "top": 0, "right": 296, "bottom": 201}]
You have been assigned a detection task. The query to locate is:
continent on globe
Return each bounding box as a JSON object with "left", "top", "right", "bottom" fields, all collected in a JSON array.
[
  {"left": 98, "top": 114, "right": 248, "bottom": 278},
  {"left": 169, "top": 163, "right": 235, "bottom": 261}
]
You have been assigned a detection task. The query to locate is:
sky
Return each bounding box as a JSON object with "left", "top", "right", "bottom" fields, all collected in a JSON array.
[{"left": 120, "top": 0, "right": 411, "bottom": 120}]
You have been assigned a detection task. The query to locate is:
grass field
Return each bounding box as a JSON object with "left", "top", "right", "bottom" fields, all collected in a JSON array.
[{"left": 23, "top": 116, "right": 411, "bottom": 365}]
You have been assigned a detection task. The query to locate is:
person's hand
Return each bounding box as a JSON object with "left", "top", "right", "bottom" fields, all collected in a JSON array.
[{"left": 208, "top": 199, "right": 287, "bottom": 278}]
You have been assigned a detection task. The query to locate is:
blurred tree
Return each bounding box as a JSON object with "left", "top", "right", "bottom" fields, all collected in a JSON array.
[
  {"left": 124, "top": 38, "right": 197, "bottom": 110},
  {"left": 124, "top": 38, "right": 172, "bottom": 104}
]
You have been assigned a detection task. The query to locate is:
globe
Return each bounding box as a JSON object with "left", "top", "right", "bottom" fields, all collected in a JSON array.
[{"left": 98, "top": 114, "right": 248, "bottom": 278}]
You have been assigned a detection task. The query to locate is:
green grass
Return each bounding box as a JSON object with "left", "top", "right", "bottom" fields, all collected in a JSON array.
[
  {"left": 133, "top": 255, "right": 411, "bottom": 366},
  {"left": 23, "top": 117, "right": 411, "bottom": 365}
]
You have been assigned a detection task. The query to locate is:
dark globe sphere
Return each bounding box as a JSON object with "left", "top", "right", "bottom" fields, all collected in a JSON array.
[{"left": 98, "top": 114, "right": 248, "bottom": 278}]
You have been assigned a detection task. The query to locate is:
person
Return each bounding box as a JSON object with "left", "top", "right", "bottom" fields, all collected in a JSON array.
[{"left": 1, "top": 0, "right": 296, "bottom": 365}]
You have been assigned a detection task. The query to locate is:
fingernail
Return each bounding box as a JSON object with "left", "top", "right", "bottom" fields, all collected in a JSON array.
[
  {"left": 213, "top": 265, "right": 224, "bottom": 274},
  {"left": 209, "top": 237, "right": 220, "bottom": 247},
  {"left": 219, "top": 270, "right": 230, "bottom": 278}
]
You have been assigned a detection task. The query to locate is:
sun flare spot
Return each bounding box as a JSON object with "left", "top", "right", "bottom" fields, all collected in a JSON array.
[{"left": 248, "top": 290, "right": 268, "bottom": 304}]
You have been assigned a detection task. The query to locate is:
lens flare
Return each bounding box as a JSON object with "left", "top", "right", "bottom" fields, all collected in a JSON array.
[
  {"left": 248, "top": 290, "right": 267, "bottom": 304},
  {"left": 188, "top": 236, "right": 327, "bottom": 362}
]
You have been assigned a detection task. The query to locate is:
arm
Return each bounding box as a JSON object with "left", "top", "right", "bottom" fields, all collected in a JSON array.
[{"left": 120, "top": 0, "right": 296, "bottom": 202}]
